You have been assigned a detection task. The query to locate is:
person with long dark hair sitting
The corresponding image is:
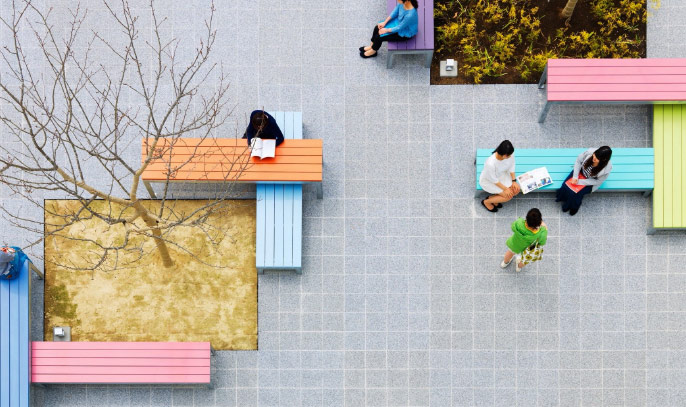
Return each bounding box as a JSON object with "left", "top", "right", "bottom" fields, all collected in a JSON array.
[
  {"left": 556, "top": 146, "right": 613, "bottom": 216},
  {"left": 360, "top": 0, "right": 418, "bottom": 59},
  {"left": 479, "top": 140, "right": 521, "bottom": 213},
  {"left": 243, "top": 110, "right": 284, "bottom": 147}
]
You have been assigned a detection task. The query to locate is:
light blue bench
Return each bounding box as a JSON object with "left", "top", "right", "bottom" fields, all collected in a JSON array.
[
  {"left": 256, "top": 112, "right": 305, "bottom": 274},
  {"left": 1, "top": 255, "right": 42, "bottom": 407},
  {"left": 476, "top": 148, "right": 654, "bottom": 195}
]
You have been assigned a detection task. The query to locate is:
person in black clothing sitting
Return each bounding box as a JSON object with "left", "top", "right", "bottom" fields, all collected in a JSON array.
[{"left": 243, "top": 110, "right": 285, "bottom": 147}]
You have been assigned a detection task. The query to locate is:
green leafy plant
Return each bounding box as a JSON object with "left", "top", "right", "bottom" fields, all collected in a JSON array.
[{"left": 434, "top": 0, "right": 648, "bottom": 84}]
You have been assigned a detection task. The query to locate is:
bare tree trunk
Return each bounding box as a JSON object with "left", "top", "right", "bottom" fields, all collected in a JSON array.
[
  {"left": 561, "top": 0, "right": 579, "bottom": 23},
  {"left": 142, "top": 215, "right": 173, "bottom": 267}
]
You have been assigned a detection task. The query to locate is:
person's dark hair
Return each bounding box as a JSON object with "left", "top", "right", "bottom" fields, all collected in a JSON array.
[
  {"left": 403, "top": 0, "right": 419, "bottom": 9},
  {"left": 525, "top": 208, "right": 542, "bottom": 229},
  {"left": 251, "top": 112, "right": 268, "bottom": 132},
  {"left": 493, "top": 140, "right": 515, "bottom": 157},
  {"left": 583, "top": 146, "right": 612, "bottom": 177}
]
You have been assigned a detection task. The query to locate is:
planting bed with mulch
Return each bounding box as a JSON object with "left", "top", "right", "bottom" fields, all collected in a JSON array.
[{"left": 432, "top": 0, "right": 650, "bottom": 85}]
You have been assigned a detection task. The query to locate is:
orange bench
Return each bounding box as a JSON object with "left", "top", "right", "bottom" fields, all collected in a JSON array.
[{"left": 140, "top": 137, "right": 323, "bottom": 198}]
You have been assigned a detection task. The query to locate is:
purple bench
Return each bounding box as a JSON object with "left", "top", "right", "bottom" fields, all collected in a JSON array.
[{"left": 386, "top": 0, "right": 434, "bottom": 69}]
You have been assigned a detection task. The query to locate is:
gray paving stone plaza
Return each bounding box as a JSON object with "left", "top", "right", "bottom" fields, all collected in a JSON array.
[{"left": 3, "top": 0, "right": 686, "bottom": 406}]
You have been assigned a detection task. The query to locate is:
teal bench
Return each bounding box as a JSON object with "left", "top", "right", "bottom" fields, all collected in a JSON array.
[
  {"left": 1, "top": 254, "right": 42, "bottom": 407},
  {"left": 256, "top": 112, "right": 307, "bottom": 274},
  {"left": 476, "top": 148, "right": 654, "bottom": 195}
]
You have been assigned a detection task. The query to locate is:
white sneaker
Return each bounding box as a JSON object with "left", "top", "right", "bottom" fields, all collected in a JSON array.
[
  {"left": 500, "top": 257, "right": 513, "bottom": 268},
  {"left": 515, "top": 256, "right": 523, "bottom": 272}
]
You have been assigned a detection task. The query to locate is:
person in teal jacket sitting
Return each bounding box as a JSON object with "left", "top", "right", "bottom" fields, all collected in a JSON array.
[{"left": 360, "top": 0, "right": 419, "bottom": 59}]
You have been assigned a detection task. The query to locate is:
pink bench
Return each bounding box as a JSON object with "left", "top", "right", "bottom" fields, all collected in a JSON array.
[
  {"left": 538, "top": 58, "right": 686, "bottom": 122},
  {"left": 31, "top": 341, "right": 212, "bottom": 385},
  {"left": 386, "top": 0, "right": 434, "bottom": 68}
]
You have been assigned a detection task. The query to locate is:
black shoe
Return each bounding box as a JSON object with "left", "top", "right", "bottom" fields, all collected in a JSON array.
[
  {"left": 361, "top": 51, "right": 378, "bottom": 59},
  {"left": 562, "top": 206, "right": 569, "bottom": 213},
  {"left": 481, "top": 199, "right": 498, "bottom": 213},
  {"left": 359, "top": 46, "right": 368, "bottom": 52},
  {"left": 496, "top": 203, "right": 503, "bottom": 208},
  {"left": 569, "top": 208, "right": 578, "bottom": 216}
]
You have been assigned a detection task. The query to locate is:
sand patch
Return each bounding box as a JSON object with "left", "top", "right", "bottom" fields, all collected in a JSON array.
[{"left": 43, "top": 199, "right": 257, "bottom": 350}]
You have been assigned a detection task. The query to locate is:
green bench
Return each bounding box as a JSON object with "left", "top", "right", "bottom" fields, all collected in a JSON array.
[
  {"left": 651, "top": 105, "right": 686, "bottom": 233},
  {"left": 476, "top": 148, "right": 655, "bottom": 195}
]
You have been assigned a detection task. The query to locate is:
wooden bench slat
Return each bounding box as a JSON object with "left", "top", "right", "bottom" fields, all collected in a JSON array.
[
  {"left": 548, "top": 91, "right": 686, "bottom": 102},
  {"left": 156, "top": 155, "right": 322, "bottom": 165},
  {"left": 654, "top": 106, "right": 665, "bottom": 227},
  {"left": 283, "top": 185, "right": 294, "bottom": 266},
  {"left": 674, "top": 106, "right": 683, "bottom": 226},
  {"left": 1, "top": 259, "right": 32, "bottom": 407},
  {"left": 32, "top": 357, "right": 210, "bottom": 366},
  {"left": 32, "top": 341, "right": 210, "bottom": 350},
  {"left": 550, "top": 66, "right": 686, "bottom": 76},
  {"left": 144, "top": 162, "right": 323, "bottom": 174},
  {"left": 549, "top": 75, "right": 686, "bottom": 84},
  {"left": 31, "top": 374, "right": 210, "bottom": 384},
  {"left": 32, "top": 349, "right": 210, "bottom": 358},
  {"left": 265, "top": 184, "right": 275, "bottom": 268},
  {"left": 550, "top": 83, "right": 686, "bottom": 92},
  {"left": 32, "top": 365, "right": 210, "bottom": 375},
  {"left": 141, "top": 171, "right": 323, "bottom": 182},
  {"left": 144, "top": 138, "right": 322, "bottom": 148},
  {"left": 549, "top": 58, "right": 686, "bottom": 67}
]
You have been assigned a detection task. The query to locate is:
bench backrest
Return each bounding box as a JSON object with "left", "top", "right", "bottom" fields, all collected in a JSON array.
[
  {"left": 0, "top": 260, "right": 31, "bottom": 407},
  {"left": 387, "top": 0, "right": 434, "bottom": 51},
  {"left": 547, "top": 58, "right": 686, "bottom": 102},
  {"left": 31, "top": 341, "right": 211, "bottom": 384},
  {"left": 653, "top": 104, "right": 686, "bottom": 228},
  {"left": 476, "top": 148, "right": 655, "bottom": 191}
]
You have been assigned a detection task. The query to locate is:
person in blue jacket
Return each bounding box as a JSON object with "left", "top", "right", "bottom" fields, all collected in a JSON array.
[
  {"left": 243, "top": 110, "right": 284, "bottom": 147},
  {"left": 360, "top": 0, "right": 419, "bottom": 59}
]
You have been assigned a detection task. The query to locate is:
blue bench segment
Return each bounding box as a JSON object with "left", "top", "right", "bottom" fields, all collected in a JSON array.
[
  {"left": 0, "top": 258, "right": 32, "bottom": 407},
  {"left": 256, "top": 184, "right": 303, "bottom": 274},
  {"left": 256, "top": 111, "right": 304, "bottom": 274},
  {"left": 476, "top": 148, "right": 655, "bottom": 193}
]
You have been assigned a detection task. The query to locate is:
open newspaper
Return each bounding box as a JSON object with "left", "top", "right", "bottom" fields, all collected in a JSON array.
[
  {"left": 250, "top": 138, "right": 276, "bottom": 159},
  {"left": 517, "top": 167, "right": 553, "bottom": 194}
]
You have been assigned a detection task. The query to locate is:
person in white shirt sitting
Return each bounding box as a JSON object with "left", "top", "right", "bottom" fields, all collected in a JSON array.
[{"left": 479, "top": 140, "right": 521, "bottom": 213}]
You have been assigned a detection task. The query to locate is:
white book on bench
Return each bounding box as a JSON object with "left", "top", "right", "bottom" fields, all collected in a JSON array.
[
  {"left": 250, "top": 138, "right": 276, "bottom": 159},
  {"left": 517, "top": 167, "right": 553, "bottom": 194}
]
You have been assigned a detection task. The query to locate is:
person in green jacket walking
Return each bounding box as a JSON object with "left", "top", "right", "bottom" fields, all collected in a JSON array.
[{"left": 501, "top": 208, "right": 547, "bottom": 272}]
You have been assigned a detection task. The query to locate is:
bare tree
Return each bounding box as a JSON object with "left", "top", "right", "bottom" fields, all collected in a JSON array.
[
  {"left": 0, "top": 0, "right": 250, "bottom": 271},
  {"left": 561, "top": 0, "right": 580, "bottom": 25}
]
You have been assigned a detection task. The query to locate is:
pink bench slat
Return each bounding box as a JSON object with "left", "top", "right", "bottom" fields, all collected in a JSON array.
[
  {"left": 32, "top": 357, "right": 209, "bottom": 367},
  {"left": 31, "top": 341, "right": 211, "bottom": 384},
  {"left": 550, "top": 66, "right": 686, "bottom": 76},
  {"left": 33, "top": 365, "right": 209, "bottom": 375},
  {"left": 32, "top": 341, "right": 210, "bottom": 350},
  {"left": 550, "top": 83, "right": 686, "bottom": 92},
  {"left": 32, "top": 349, "right": 209, "bottom": 358},
  {"left": 31, "top": 374, "right": 210, "bottom": 384},
  {"left": 549, "top": 58, "right": 686, "bottom": 67},
  {"left": 549, "top": 75, "right": 686, "bottom": 84},
  {"left": 548, "top": 91, "right": 686, "bottom": 102}
]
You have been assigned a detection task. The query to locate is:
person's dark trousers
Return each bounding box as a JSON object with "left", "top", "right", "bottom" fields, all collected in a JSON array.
[
  {"left": 371, "top": 25, "right": 409, "bottom": 51},
  {"left": 556, "top": 171, "right": 593, "bottom": 212}
]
